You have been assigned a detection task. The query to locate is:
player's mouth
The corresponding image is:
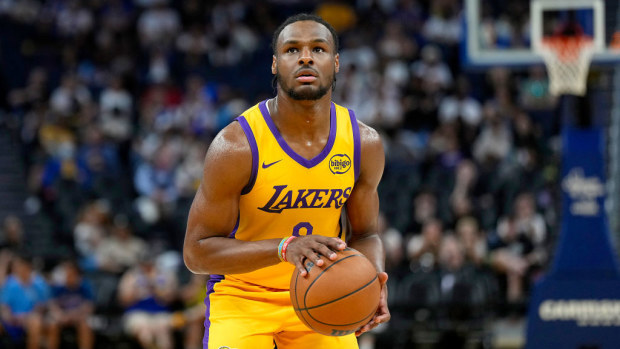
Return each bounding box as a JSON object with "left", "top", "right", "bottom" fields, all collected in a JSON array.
[{"left": 295, "top": 69, "right": 318, "bottom": 83}]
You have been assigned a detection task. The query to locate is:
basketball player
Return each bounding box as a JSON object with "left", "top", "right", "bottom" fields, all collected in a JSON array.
[{"left": 184, "top": 13, "right": 389, "bottom": 349}]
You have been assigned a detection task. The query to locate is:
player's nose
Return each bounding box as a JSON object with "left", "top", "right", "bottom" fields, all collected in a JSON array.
[{"left": 298, "top": 47, "right": 313, "bottom": 65}]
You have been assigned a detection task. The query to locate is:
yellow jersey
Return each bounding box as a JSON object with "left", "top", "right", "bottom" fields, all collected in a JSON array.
[{"left": 223, "top": 100, "right": 360, "bottom": 289}]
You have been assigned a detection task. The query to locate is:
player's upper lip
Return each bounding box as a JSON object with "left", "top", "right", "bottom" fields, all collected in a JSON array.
[{"left": 295, "top": 69, "right": 318, "bottom": 78}]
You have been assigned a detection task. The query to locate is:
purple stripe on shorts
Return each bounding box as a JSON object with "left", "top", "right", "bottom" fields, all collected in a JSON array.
[
  {"left": 203, "top": 274, "right": 225, "bottom": 348},
  {"left": 259, "top": 100, "right": 337, "bottom": 169},
  {"left": 348, "top": 109, "right": 361, "bottom": 182},
  {"left": 236, "top": 116, "right": 258, "bottom": 195}
]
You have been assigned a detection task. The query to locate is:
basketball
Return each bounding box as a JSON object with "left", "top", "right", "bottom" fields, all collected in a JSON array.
[{"left": 289, "top": 247, "right": 381, "bottom": 336}]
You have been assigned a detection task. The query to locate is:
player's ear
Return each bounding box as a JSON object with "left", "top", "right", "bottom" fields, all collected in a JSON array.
[
  {"left": 272, "top": 55, "right": 277, "bottom": 75},
  {"left": 334, "top": 53, "right": 340, "bottom": 73}
]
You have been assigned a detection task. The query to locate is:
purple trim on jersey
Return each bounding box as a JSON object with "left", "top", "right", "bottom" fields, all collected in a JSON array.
[
  {"left": 348, "top": 109, "right": 361, "bottom": 182},
  {"left": 236, "top": 116, "right": 258, "bottom": 195},
  {"left": 203, "top": 274, "right": 224, "bottom": 348},
  {"left": 227, "top": 216, "right": 240, "bottom": 239},
  {"left": 258, "top": 100, "right": 337, "bottom": 169}
]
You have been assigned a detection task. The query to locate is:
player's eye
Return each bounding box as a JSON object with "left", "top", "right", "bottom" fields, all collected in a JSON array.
[
  {"left": 286, "top": 47, "right": 299, "bottom": 53},
  {"left": 313, "top": 47, "right": 325, "bottom": 53}
]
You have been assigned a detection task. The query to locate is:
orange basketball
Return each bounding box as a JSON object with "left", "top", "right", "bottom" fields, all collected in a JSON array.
[{"left": 289, "top": 247, "right": 381, "bottom": 336}]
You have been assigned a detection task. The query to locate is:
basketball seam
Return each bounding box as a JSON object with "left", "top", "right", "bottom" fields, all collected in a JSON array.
[
  {"left": 303, "top": 304, "right": 377, "bottom": 327},
  {"left": 294, "top": 274, "right": 378, "bottom": 311},
  {"left": 292, "top": 270, "right": 314, "bottom": 330},
  {"left": 291, "top": 251, "right": 379, "bottom": 333},
  {"left": 301, "top": 254, "right": 361, "bottom": 311}
]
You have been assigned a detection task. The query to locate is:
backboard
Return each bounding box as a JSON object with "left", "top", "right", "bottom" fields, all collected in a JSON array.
[{"left": 463, "top": 0, "right": 620, "bottom": 68}]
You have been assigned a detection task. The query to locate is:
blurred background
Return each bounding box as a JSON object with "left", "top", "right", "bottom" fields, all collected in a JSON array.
[{"left": 0, "top": 0, "right": 618, "bottom": 348}]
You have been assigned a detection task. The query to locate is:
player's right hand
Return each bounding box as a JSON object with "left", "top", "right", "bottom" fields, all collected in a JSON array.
[{"left": 286, "top": 236, "right": 347, "bottom": 277}]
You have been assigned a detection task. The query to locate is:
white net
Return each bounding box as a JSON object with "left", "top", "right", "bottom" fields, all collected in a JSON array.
[{"left": 538, "top": 36, "right": 595, "bottom": 96}]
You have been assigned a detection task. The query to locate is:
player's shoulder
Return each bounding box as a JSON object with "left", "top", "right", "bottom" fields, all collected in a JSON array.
[
  {"left": 204, "top": 119, "right": 253, "bottom": 179},
  {"left": 210, "top": 101, "right": 262, "bottom": 152},
  {"left": 355, "top": 119, "right": 382, "bottom": 150},
  {"left": 357, "top": 120, "right": 381, "bottom": 144},
  {"left": 337, "top": 103, "right": 381, "bottom": 147}
]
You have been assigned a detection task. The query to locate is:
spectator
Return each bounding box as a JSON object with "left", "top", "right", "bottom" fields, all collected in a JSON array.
[
  {"left": 448, "top": 159, "right": 484, "bottom": 225},
  {"left": 438, "top": 76, "right": 482, "bottom": 129},
  {"left": 455, "top": 217, "right": 487, "bottom": 266},
  {"left": 49, "top": 72, "right": 92, "bottom": 121},
  {"left": 0, "top": 215, "right": 26, "bottom": 286},
  {"left": 7, "top": 67, "right": 49, "bottom": 111},
  {"left": 76, "top": 125, "right": 122, "bottom": 191},
  {"left": 133, "top": 141, "right": 180, "bottom": 219},
  {"left": 175, "top": 139, "right": 207, "bottom": 199},
  {"left": 519, "top": 66, "right": 556, "bottom": 111},
  {"left": 55, "top": 0, "right": 94, "bottom": 39},
  {"left": 96, "top": 215, "right": 148, "bottom": 274},
  {"left": 490, "top": 193, "right": 547, "bottom": 303},
  {"left": 99, "top": 75, "right": 134, "bottom": 143},
  {"left": 411, "top": 44, "right": 453, "bottom": 93},
  {"left": 377, "top": 20, "right": 417, "bottom": 60},
  {"left": 47, "top": 260, "right": 94, "bottom": 349},
  {"left": 405, "top": 190, "right": 438, "bottom": 235},
  {"left": 176, "top": 273, "right": 207, "bottom": 349},
  {"left": 137, "top": 2, "right": 180, "bottom": 48},
  {"left": 176, "top": 75, "right": 216, "bottom": 137},
  {"left": 473, "top": 102, "right": 513, "bottom": 167},
  {"left": 379, "top": 212, "right": 407, "bottom": 278},
  {"left": 117, "top": 252, "right": 178, "bottom": 349},
  {"left": 0, "top": 253, "right": 49, "bottom": 349},
  {"left": 73, "top": 201, "right": 109, "bottom": 271},
  {"left": 407, "top": 219, "right": 444, "bottom": 272},
  {"left": 422, "top": 0, "right": 462, "bottom": 45},
  {"left": 0, "top": 215, "right": 25, "bottom": 252}
]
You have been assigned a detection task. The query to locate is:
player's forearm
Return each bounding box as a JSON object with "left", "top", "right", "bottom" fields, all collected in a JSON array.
[
  {"left": 348, "top": 233, "right": 385, "bottom": 273},
  {"left": 184, "top": 236, "right": 282, "bottom": 275}
]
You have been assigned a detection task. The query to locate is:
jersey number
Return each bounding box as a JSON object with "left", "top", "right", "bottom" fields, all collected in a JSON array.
[{"left": 292, "top": 222, "right": 313, "bottom": 236}]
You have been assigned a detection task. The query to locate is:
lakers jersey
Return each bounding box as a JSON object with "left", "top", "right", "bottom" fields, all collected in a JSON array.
[{"left": 226, "top": 100, "right": 360, "bottom": 290}]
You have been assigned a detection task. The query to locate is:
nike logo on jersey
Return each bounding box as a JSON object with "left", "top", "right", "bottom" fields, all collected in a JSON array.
[
  {"left": 262, "top": 159, "right": 282, "bottom": 169},
  {"left": 258, "top": 185, "right": 352, "bottom": 213}
]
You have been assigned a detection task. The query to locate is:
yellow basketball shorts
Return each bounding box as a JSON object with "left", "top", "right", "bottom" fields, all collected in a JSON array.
[{"left": 203, "top": 275, "right": 358, "bottom": 349}]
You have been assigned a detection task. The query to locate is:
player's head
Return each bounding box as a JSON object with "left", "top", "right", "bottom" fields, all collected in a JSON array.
[{"left": 271, "top": 14, "right": 340, "bottom": 101}]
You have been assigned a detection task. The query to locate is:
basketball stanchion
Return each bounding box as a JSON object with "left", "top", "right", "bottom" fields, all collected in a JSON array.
[{"left": 526, "top": 28, "right": 620, "bottom": 349}]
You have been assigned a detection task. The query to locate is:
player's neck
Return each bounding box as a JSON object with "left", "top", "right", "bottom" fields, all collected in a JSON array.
[{"left": 270, "top": 93, "right": 332, "bottom": 134}]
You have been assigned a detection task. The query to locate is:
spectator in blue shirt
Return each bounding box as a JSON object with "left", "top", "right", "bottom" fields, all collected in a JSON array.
[
  {"left": 0, "top": 252, "right": 49, "bottom": 349},
  {"left": 47, "top": 260, "right": 94, "bottom": 349}
]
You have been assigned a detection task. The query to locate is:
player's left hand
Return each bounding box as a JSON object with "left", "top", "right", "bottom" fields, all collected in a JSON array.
[{"left": 355, "top": 272, "right": 390, "bottom": 336}]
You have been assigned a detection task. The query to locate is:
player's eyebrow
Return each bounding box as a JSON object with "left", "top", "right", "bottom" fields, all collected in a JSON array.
[{"left": 282, "top": 38, "right": 330, "bottom": 46}]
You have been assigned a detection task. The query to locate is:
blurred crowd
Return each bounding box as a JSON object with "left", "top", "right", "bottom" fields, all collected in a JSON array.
[{"left": 0, "top": 0, "right": 563, "bottom": 348}]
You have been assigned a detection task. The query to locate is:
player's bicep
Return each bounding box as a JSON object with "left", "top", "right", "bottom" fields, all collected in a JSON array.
[{"left": 185, "top": 122, "right": 252, "bottom": 243}]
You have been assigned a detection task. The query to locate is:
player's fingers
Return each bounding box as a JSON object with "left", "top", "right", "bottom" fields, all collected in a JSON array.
[
  {"left": 313, "top": 236, "right": 346, "bottom": 251},
  {"left": 304, "top": 249, "right": 324, "bottom": 267},
  {"left": 355, "top": 321, "right": 374, "bottom": 336},
  {"left": 314, "top": 242, "right": 338, "bottom": 261},
  {"left": 374, "top": 312, "right": 391, "bottom": 323},
  {"left": 293, "top": 256, "right": 307, "bottom": 277},
  {"left": 378, "top": 272, "right": 388, "bottom": 286}
]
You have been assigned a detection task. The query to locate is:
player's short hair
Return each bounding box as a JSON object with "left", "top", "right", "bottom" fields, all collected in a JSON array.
[{"left": 271, "top": 13, "right": 339, "bottom": 55}]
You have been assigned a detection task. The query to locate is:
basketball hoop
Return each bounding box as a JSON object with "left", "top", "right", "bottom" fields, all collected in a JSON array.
[{"left": 537, "top": 35, "right": 595, "bottom": 96}]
